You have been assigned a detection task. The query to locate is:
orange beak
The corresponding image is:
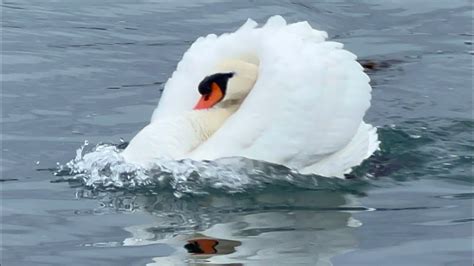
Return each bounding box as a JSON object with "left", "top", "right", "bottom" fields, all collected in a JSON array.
[{"left": 194, "top": 82, "right": 224, "bottom": 110}]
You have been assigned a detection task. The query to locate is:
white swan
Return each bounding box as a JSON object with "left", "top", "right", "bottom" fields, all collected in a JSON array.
[{"left": 122, "top": 15, "right": 379, "bottom": 178}]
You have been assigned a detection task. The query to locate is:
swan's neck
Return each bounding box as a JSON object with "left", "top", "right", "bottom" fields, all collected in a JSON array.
[
  {"left": 122, "top": 105, "right": 239, "bottom": 165},
  {"left": 189, "top": 105, "right": 239, "bottom": 141}
]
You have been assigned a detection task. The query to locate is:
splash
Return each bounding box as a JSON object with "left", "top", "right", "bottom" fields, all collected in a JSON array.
[
  {"left": 55, "top": 120, "right": 472, "bottom": 197},
  {"left": 55, "top": 141, "right": 362, "bottom": 197}
]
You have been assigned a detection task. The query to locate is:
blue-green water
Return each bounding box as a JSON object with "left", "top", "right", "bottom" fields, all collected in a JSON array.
[{"left": 1, "top": 0, "right": 472, "bottom": 265}]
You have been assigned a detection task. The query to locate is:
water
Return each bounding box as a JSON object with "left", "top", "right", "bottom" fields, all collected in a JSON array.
[{"left": 1, "top": 0, "right": 473, "bottom": 265}]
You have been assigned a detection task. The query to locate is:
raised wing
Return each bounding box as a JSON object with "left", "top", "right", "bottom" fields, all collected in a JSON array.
[{"left": 152, "top": 16, "right": 375, "bottom": 177}]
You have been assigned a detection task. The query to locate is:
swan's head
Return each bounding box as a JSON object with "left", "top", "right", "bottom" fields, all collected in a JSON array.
[{"left": 194, "top": 59, "right": 258, "bottom": 110}]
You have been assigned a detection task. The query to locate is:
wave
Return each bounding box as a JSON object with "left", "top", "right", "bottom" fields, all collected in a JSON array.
[
  {"left": 54, "top": 141, "right": 368, "bottom": 197},
  {"left": 54, "top": 119, "right": 472, "bottom": 197}
]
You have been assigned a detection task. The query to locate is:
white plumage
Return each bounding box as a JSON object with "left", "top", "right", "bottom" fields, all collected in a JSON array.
[{"left": 122, "top": 15, "right": 379, "bottom": 178}]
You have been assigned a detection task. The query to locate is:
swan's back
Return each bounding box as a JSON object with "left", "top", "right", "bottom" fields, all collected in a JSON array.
[{"left": 151, "top": 16, "right": 378, "bottom": 178}]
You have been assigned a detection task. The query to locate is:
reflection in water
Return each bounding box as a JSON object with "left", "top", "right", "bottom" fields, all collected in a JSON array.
[
  {"left": 185, "top": 235, "right": 241, "bottom": 256},
  {"left": 90, "top": 190, "right": 366, "bottom": 265}
]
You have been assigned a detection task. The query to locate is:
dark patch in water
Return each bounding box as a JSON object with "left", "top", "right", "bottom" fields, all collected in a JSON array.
[
  {"left": 48, "top": 42, "right": 137, "bottom": 49},
  {"left": 73, "top": 26, "right": 108, "bottom": 31},
  {"left": 359, "top": 59, "right": 405, "bottom": 72},
  {"left": 450, "top": 218, "right": 474, "bottom": 223},
  {"left": 0, "top": 178, "right": 19, "bottom": 182},
  {"left": 1, "top": 3, "right": 26, "bottom": 10},
  {"left": 106, "top": 81, "right": 164, "bottom": 90}
]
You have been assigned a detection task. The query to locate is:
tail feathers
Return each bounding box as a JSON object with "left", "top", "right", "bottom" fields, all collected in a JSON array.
[{"left": 301, "top": 122, "right": 379, "bottom": 178}]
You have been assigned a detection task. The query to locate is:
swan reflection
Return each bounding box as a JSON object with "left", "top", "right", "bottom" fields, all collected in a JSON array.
[{"left": 100, "top": 190, "right": 366, "bottom": 265}]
